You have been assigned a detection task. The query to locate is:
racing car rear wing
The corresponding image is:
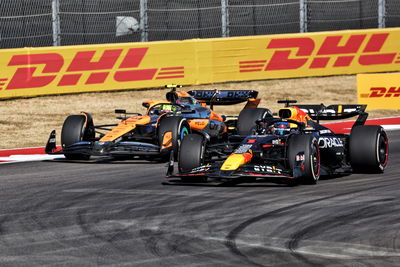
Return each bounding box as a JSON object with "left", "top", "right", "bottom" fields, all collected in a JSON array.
[
  {"left": 292, "top": 104, "right": 367, "bottom": 121},
  {"left": 188, "top": 90, "right": 259, "bottom": 105},
  {"left": 277, "top": 100, "right": 369, "bottom": 127}
]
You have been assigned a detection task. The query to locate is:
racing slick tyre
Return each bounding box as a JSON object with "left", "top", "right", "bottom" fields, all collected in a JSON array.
[
  {"left": 237, "top": 108, "right": 272, "bottom": 135},
  {"left": 287, "top": 134, "right": 320, "bottom": 185},
  {"left": 158, "top": 116, "right": 190, "bottom": 161},
  {"left": 61, "top": 114, "right": 94, "bottom": 160},
  {"left": 178, "top": 134, "right": 207, "bottom": 182},
  {"left": 349, "top": 125, "right": 388, "bottom": 173}
]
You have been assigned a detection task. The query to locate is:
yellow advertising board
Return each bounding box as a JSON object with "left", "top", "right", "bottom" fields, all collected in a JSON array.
[
  {"left": 0, "top": 42, "right": 199, "bottom": 99},
  {"left": 357, "top": 73, "right": 400, "bottom": 110},
  {"left": 1, "top": 27, "right": 400, "bottom": 99}
]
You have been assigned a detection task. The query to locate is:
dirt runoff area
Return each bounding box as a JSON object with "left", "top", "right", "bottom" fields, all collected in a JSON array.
[{"left": 0, "top": 75, "right": 398, "bottom": 149}]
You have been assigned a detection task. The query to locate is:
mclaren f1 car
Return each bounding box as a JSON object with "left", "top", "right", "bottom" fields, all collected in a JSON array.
[
  {"left": 167, "top": 100, "right": 389, "bottom": 185},
  {"left": 45, "top": 85, "right": 271, "bottom": 161}
]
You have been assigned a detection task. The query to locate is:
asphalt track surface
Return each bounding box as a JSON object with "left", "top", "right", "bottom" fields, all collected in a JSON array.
[{"left": 0, "top": 131, "right": 399, "bottom": 266}]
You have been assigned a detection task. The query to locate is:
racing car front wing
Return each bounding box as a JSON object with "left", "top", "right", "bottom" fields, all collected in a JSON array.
[
  {"left": 166, "top": 161, "right": 310, "bottom": 182},
  {"left": 46, "top": 130, "right": 165, "bottom": 157}
]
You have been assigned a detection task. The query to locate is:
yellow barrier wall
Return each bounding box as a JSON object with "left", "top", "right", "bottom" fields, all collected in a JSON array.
[
  {"left": 1, "top": 27, "right": 400, "bottom": 99},
  {"left": 357, "top": 73, "right": 400, "bottom": 109}
]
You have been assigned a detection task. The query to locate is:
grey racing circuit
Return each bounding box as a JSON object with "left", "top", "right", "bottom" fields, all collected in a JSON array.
[{"left": 0, "top": 130, "right": 399, "bottom": 266}]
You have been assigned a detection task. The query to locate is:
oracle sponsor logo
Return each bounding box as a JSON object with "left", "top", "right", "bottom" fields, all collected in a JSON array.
[
  {"left": 318, "top": 137, "right": 344, "bottom": 149},
  {"left": 360, "top": 87, "right": 400, "bottom": 98},
  {"left": 239, "top": 33, "right": 400, "bottom": 72},
  {"left": 0, "top": 47, "right": 185, "bottom": 90}
]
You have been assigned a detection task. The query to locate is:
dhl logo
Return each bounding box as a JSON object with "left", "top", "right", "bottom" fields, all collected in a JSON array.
[
  {"left": 0, "top": 47, "right": 184, "bottom": 90},
  {"left": 239, "top": 33, "right": 400, "bottom": 72},
  {"left": 360, "top": 87, "right": 400, "bottom": 98}
]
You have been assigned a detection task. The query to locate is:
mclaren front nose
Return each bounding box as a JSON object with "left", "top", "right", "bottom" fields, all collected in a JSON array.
[{"left": 93, "top": 141, "right": 113, "bottom": 155}]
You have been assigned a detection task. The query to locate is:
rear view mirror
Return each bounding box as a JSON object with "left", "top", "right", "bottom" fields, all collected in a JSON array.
[{"left": 115, "top": 109, "right": 126, "bottom": 114}]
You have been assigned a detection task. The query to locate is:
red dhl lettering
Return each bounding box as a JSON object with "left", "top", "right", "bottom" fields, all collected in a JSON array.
[
  {"left": 2, "top": 48, "right": 185, "bottom": 90},
  {"left": 239, "top": 33, "right": 399, "bottom": 72},
  {"left": 360, "top": 87, "right": 400, "bottom": 98}
]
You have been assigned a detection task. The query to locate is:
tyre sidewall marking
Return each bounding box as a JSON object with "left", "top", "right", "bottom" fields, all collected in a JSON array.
[
  {"left": 311, "top": 138, "right": 320, "bottom": 181},
  {"left": 377, "top": 130, "right": 389, "bottom": 170},
  {"left": 177, "top": 119, "right": 188, "bottom": 148}
]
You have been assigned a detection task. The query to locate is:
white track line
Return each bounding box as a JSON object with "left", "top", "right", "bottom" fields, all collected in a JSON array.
[{"left": 0, "top": 155, "right": 64, "bottom": 164}]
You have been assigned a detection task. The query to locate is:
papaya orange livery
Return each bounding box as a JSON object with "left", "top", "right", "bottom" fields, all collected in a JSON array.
[
  {"left": 46, "top": 85, "right": 262, "bottom": 162},
  {"left": 100, "top": 116, "right": 151, "bottom": 142}
]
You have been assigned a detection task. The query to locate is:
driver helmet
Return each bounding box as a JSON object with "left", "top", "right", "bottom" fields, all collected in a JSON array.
[
  {"left": 176, "top": 97, "right": 198, "bottom": 109},
  {"left": 273, "top": 122, "right": 290, "bottom": 135},
  {"left": 160, "top": 104, "right": 176, "bottom": 113}
]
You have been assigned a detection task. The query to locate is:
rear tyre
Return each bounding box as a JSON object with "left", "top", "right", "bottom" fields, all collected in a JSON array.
[
  {"left": 350, "top": 125, "right": 388, "bottom": 173},
  {"left": 237, "top": 108, "right": 272, "bottom": 135},
  {"left": 61, "top": 114, "right": 93, "bottom": 160},
  {"left": 287, "top": 134, "right": 320, "bottom": 184},
  {"left": 178, "top": 134, "right": 207, "bottom": 182},
  {"left": 158, "top": 116, "right": 190, "bottom": 160}
]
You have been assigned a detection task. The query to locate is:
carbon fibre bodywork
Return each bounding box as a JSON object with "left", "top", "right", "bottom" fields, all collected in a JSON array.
[
  {"left": 46, "top": 86, "right": 261, "bottom": 160},
  {"left": 167, "top": 102, "right": 389, "bottom": 185},
  {"left": 168, "top": 124, "right": 324, "bottom": 183}
]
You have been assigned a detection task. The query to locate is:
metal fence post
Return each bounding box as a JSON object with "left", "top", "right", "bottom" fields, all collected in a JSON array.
[
  {"left": 299, "top": 0, "right": 308, "bottom": 33},
  {"left": 140, "top": 0, "right": 148, "bottom": 42},
  {"left": 52, "top": 0, "right": 61, "bottom": 46},
  {"left": 221, "top": 0, "right": 229, "bottom": 37},
  {"left": 378, "top": 0, "right": 386, "bottom": 28}
]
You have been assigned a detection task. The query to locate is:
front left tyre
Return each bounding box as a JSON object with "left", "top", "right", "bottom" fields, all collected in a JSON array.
[
  {"left": 61, "top": 114, "right": 94, "bottom": 160},
  {"left": 287, "top": 134, "right": 321, "bottom": 184}
]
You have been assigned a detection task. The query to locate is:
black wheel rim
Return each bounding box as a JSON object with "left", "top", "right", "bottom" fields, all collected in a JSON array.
[
  {"left": 177, "top": 125, "right": 189, "bottom": 150},
  {"left": 377, "top": 132, "right": 388, "bottom": 166},
  {"left": 180, "top": 126, "right": 189, "bottom": 140},
  {"left": 311, "top": 142, "right": 320, "bottom": 179}
]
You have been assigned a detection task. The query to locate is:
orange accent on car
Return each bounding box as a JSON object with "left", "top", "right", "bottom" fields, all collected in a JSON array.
[
  {"left": 188, "top": 119, "right": 209, "bottom": 130},
  {"left": 80, "top": 112, "right": 89, "bottom": 128},
  {"left": 221, "top": 125, "right": 228, "bottom": 133},
  {"left": 176, "top": 91, "right": 191, "bottom": 97},
  {"left": 244, "top": 98, "right": 261, "bottom": 109},
  {"left": 243, "top": 150, "right": 253, "bottom": 163},
  {"left": 220, "top": 150, "right": 253, "bottom": 170},
  {"left": 142, "top": 101, "right": 153, "bottom": 108},
  {"left": 209, "top": 110, "right": 224, "bottom": 121},
  {"left": 279, "top": 106, "right": 312, "bottom": 125},
  {"left": 161, "top": 131, "right": 173, "bottom": 149},
  {"left": 100, "top": 115, "right": 151, "bottom": 142},
  {"left": 156, "top": 113, "right": 167, "bottom": 127}
]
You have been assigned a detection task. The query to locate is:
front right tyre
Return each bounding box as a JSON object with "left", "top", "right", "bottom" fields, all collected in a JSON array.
[{"left": 178, "top": 134, "right": 207, "bottom": 182}]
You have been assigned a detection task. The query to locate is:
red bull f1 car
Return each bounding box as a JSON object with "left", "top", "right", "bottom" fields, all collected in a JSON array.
[
  {"left": 45, "top": 85, "right": 271, "bottom": 161},
  {"left": 166, "top": 100, "right": 389, "bottom": 185}
]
